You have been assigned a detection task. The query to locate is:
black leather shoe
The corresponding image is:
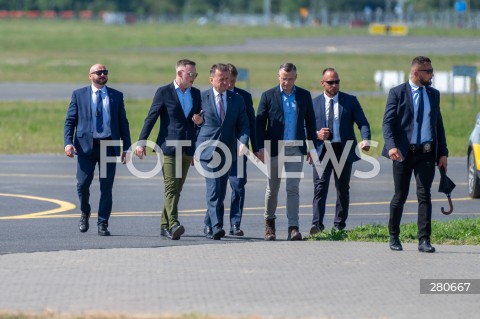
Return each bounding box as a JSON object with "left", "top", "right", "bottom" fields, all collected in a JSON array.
[
  {"left": 212, "top": 228, "right": 226, "bottom": 240},
  {"left": 204, "top": 225, "right": 213, "bottom": 239},
  {"left": 333, "top": 224, "right": 345, "bottom": 231},
  {"left": 418, "top": 239, "right": 436, "bottom": 253},
  {"left": 309, "top": 224, "right": 324, "bottom": 235},
  {"left": 79, "top": 212, "right": 90, "bottom": 233},
  {"left": 98, "top": 223, "right": 110, "bottom": 236},
  {"left": 389, "top": 236, "right": 403, "bottom": 251},
  {"left": 160, "top": 228, "right": 172, "bottom": 239},
  {"left": 170, "top": 224, "right": 185, "bottom": 240},
  {"left": 229, "top": 225, "right": 244, "bottom": 236}
]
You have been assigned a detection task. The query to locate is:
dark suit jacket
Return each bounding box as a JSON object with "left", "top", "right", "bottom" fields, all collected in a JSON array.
[
  {"left": 233, "top": 87, "right": 258, "bottom": 153},
  {"left": 196, "top": 89, "right": 249, "bottom": 161},
  {"left": 256, "top": 85, "right": 317, "bottom": 157},
  {"left": 313, "top": 92, "right": 371, "bottom": 163},
  {"left": 138, "top": 82, "right": 202, "bottom": 156},
  {"left": 382, "top": 82, "right": 448, "bottom": 162},
  {"left": 64, "top": 86, "right": 131, "bottom": 156}
]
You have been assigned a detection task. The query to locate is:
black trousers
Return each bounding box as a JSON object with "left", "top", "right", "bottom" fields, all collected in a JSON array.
[
  {"left": 312, "top": 143, "right": 353, "bottom": 229},
  {"left": 389, "top": 151, "right": 435, "bottom": 240}
]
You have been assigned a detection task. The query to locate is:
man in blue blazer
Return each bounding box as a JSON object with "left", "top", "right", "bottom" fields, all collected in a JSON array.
[
  {"left": 197, "top": 63, "right": 250, "bottom": 240},
  {"left": 64, "top": 64, "right": 131, "bottom": 236},
  {"left": 226, "top": 63, "right": 259, "bottom": 236},
  {"left": 382, "top": 56, "right": 448, "bottom": 253},
  {"left": 310, "top": 68, "right": 371, "bottom": 234},
  {"left": 136, "top": 59, "right": 203, "bottom": 240},
  {"left": 255, "top": 63, "right": 317, "bottom": 241}
]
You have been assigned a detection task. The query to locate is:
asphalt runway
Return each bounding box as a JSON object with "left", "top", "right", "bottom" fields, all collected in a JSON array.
[
  {"left": 1, "top": 35, "right": 479, "bottom": 102},
  {"left": 0, "top": 154, "right": 477, "bottom": 254},
  {"left": 142, "top": 35, "right": 480, "bottom": 55},
  {"left": 1, "top": 34, "right": 479, "bottom": 255}
]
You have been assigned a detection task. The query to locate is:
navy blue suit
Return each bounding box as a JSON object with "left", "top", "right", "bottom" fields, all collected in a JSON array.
[
  {"left": 313, "top": 93, "right": 370, "bottom": 163},
  {"left": 197, "top": 89, "right": 249, "bottom": 232},
  {"left": 382, "top": 83, "right": 448, "bottom": 162},
  {"left": 256, "top": 85, "right": 317, "bottom": 157},
  {"left": 138, "top": 82, "right": 201, "bottom": 156},
  {"left": 311, "top": 92, "right": 370, "bottom": 229},
  {"left": 382, "top": 82, "right": 448, "bottom": 240},
  {"left": 228, "top": 87, "right": 257, "bottom": 229},
  {"left": 64, "top": 85, "right": 131, "bottom": 225},
  {"left": 137, "top": 82, "right": 202, "bottom": 230},
  {"left": 256, "top": 85, "right": 317, "bottom": 228}
]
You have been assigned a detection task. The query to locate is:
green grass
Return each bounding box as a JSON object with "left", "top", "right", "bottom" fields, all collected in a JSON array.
[
  {"left": 307, "top": 218, "right": 480, "bottom": 245},
  {"left": 0, "top": 19, "right": 479, "bottom": 155},
  {"left": 0, "top": 20, "right": 479, "bottom": 91},
  {"left": 0, "top": 95, "right": 477, "bottom": 155}
]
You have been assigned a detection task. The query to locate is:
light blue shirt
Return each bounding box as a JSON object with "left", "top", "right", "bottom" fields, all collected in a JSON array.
[
  {"left": 91, "top": 85, "right": 111, "bottom": 138},
  {"left": 409, "top": 80, "right": 432, "bottom": 144},
  {"left": 281, "top": 85, "right": 297, "bottom": 140},
  {"left": 174, "top": 80, "right": 193, "bottom": 118}
]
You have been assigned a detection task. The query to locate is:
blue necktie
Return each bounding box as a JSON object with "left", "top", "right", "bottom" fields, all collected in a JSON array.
[
  {"left": 416, "top": 87, "right": 424, "bottom": 146},
  {"left": 96, "top": 90, "right": 104, "bottom": 133}
]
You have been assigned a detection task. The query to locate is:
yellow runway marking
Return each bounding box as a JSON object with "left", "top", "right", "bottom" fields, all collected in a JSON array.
[
  {"left": 0, "top": 193, "right": 76, "bottom": 220},
  {"left": 0, "top": 192, "right": 475, "bottom": 220}
]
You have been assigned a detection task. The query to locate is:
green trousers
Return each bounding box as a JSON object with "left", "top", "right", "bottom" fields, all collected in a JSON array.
[{"left": 161, "top": 154, "right": 192, "bottom": 229}]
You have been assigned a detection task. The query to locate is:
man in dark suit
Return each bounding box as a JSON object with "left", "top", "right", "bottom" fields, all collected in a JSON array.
[
  {"left": 382, "top": 56, "right": 448, "bottom": 253},
  {"left": 136, "top": 59, "right": 203, "bottom": 240},
  {"left": 64, "top": 64, "right": 131, "bottom": 236},
  {"left": 197, "top": 63, "right": 250, "bottom": 240},
  {"left": 226, "top": 63, "right": 258, "bottom": 236},
  {"left": 255, "top": 63, "right": 317, "bottom": 241},
  {"left": 310, "top": 68, "right": 371, "bottom": 234}
]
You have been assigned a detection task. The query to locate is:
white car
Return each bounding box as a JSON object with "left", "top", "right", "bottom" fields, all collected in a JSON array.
[{"left": 468, "top": 112, "right": 480, "bottom": 198}]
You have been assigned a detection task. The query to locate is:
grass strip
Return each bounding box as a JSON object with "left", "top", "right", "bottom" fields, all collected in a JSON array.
[{"left": 307, "top": 218, "right": 480, "bottom": 245}]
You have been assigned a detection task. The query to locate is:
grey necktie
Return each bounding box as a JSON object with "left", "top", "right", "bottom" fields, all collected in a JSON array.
[
  {"left": 96, "top": 90, "right": 104, "bottom": 133},
  {"left": 328, "top": 99, "right": 334, "bottom": 140},
  {"left": 218, "top": 93, "right": 225, "bottom": 122}
]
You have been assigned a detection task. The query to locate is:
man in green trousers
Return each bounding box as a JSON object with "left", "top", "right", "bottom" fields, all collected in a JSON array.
[{"left": 136, "top": 59, "right": 204, "bottom": 239}]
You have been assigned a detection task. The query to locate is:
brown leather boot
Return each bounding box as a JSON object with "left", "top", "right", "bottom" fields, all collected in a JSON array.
[
  {"left": 264, "top": 218, "right": 276, "bottom": 241},
  {"left": 287, "top": 226, "right": 302, "bottom": 241}
]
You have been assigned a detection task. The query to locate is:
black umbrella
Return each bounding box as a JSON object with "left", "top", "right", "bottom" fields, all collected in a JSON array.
[{"left": 438, "top": 166, "right": 456, "bottom": 215}]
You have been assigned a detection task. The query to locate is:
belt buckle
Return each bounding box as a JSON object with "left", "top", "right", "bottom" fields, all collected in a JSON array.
[{"left": 423, "top": 142, "right": 432, "bottom": 153}]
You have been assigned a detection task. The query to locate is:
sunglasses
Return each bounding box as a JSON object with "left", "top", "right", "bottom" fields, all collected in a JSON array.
[
  {"left": 418, "top": 69, "right": 434, "bottom": 74},
  {"left": 185, "top": 71, "right": 198, "bottom": 78},
  {"left": 324, "top": 80, "right": 340, "bottom": 85},
  {"left": 90, "top": 70, "right": 109, "bottom": 76}
]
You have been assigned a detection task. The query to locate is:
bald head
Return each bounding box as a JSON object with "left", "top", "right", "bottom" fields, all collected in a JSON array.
[
  {"left": 90, "top": 64, "right": 106, "bottom": 74},
  {"left": 89, "top": 64, "right": 108, "bottom": 88}
]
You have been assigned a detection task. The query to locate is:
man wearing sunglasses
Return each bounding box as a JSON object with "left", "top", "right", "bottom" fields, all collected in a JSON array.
[
  {"left": 64, "top": 64, "right": 132, "bottom": 236},
  {"left": 309, "top": 68, "right": 371, "bottom": 235},
  {"left": 136, "top": 59, "right": 203, "bottom": 240},
  {"left": 382, "top": 56, "right": 448, "bottom": 253}
]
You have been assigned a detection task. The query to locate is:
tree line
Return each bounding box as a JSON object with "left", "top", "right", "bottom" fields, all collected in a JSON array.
[{"left": 1, "top": 0, "right": 477, "bottom": 17}]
